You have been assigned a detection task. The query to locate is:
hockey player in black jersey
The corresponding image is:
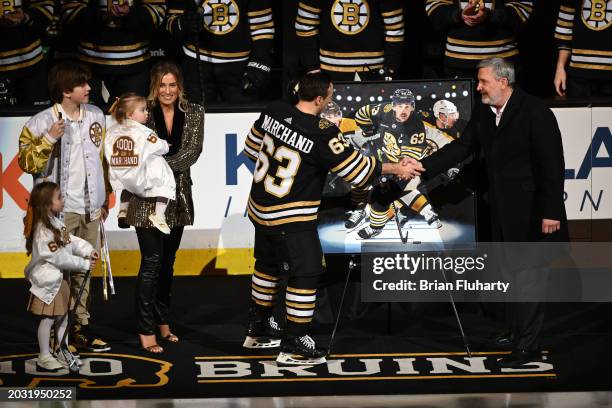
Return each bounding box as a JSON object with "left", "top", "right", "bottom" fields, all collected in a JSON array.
[
  {"left": 351, "top": 88, "right": 441, "bottom": 239},
  {"left": 242, "top": 73, "right": 422, "bottom": 365}
]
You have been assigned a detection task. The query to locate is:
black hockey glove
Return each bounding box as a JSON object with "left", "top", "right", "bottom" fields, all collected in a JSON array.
[
  {"left": 242, "top": 61, "right": 271, "bottom": 95},
  {"left": 179, "top": 7, "right": 203, "bottom": 34}
]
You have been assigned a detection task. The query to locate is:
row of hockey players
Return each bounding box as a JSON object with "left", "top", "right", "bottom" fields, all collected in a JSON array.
[
  {"left": 0, "top": 0, "right": 276, "bottom": 106},
  {"left": 318, "top": 89, "right": 465, "bottom": 238},
  {"left": 2, "top": 0, "right": 610, "bottom": 106}
]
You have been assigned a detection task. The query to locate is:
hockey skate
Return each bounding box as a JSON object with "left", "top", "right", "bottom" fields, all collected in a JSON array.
[
  {"left": 243, "top": 316, "right": 284, "bottom": 349},
  {"left": 345, "top": 206, "right": 367, "bottom": 229},
  {"left": 276, "top": 335, "right": 327, "bottom": 365},
  {"left": 421, "top": 205, "right": 442, "bottom": 229},
  {"left": 357, "top": 225, "right": 383, "bottom": 239}
]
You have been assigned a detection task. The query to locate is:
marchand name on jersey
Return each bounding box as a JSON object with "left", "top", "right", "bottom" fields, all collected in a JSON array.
[{"left": 261, "top": 114, "right": 314, "bottom": 154}]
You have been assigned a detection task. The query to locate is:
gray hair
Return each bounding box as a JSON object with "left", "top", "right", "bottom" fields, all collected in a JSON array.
[{"left": 477, "top": 58, "right": 515, "bottom": 86}]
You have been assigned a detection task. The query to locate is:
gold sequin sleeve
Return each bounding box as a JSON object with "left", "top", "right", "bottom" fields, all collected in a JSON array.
[
  {"left": 165, "top": 103, "right": 205, "bottom": 172},
  {"left": 18, "top": 126, "right": 55, "bottom": 175}
]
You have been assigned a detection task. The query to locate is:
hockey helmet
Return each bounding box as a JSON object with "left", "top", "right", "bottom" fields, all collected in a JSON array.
[
  {"left": 433, "top": 99, "right": 458, "bottom": 118},
  {"left": 391, "top": 88, "right": 415, "bottom": 107}
]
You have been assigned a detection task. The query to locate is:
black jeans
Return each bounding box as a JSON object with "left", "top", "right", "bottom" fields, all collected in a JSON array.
[{"left": 135, "top": 226, "right": 184, "bottom": 335}]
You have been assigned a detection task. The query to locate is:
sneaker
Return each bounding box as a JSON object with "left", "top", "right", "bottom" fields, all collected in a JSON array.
[
  {"left": 149, "top": 213, "right": 171, "bottom": 234},
  {"left": 36, "top": 354, "right": 63, "bottom": 372},
  {"left": 243, "top": 316, "right": 284, "bottom": 349},
  {"left": 55, "top": 347, "right": 83, "bottom": 370},
  {"left": 117, "top": 209, "right": 129, "bottom": 229},
  {"left": 72, "top": 325, "right": 111, "bottom": 352},
  {"left": 277, "top": 335, "right": 327, "bottom": 365},
  {"left": 345, "top": 207, "right": 367, "bottom": 229},
  {"left": 421, "top": 205, "right": 442, "bottom": 229},
  {"left": 358, "top": 225, "right": 383, "bottom": 239}
]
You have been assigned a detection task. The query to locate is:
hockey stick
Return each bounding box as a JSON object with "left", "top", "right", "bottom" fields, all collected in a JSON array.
[
  {"left": 99, "top": 222, "right": 115, "bottom": 299},
  {"left": 391, "top": 201, "right": 407, "bottom": 244},
  {"left": 56, "top": 265, "right": 94, "bottom": 373},
  {"left": 327, "top": 256, "right": 357, "bottom": 356},
  {"left": 439, "top": 266, "right": 471, "bottom": 358}
]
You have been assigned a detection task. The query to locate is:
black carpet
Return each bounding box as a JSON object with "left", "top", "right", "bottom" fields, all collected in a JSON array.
[{"left": 2, "top": 275, "right": 612, "bottom": 399}]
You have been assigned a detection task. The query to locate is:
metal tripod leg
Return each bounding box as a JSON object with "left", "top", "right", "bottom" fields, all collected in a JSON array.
[
  {"left": 439, "top": 267, "right": 472, "bottom": 358},
  {"left": 327, "top": 256, "right": 357, "bottom": 356}
]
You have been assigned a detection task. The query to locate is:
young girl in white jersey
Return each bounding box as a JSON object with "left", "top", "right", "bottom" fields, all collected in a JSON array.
[
  {"left": 105, "top": 93, "right": 176, "bottom": 234},
  {"left": 24, "top": 182, "right": 98, "bottom": 371}
]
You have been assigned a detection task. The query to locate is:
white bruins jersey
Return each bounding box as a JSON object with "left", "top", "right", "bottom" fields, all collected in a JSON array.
[
  {"left": 105, "top": 119, "right": 176, "bottom": 200},
  {"left": 25, "top": 217, "right": 93, "bottom": 305},
  {"left": 555, "top": 0, "right": 612, "bottom": 80}
]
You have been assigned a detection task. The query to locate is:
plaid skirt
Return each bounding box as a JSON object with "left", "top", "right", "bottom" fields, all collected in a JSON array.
[{"left": 27, "top": 279, "right": 71, "bottom": 317}]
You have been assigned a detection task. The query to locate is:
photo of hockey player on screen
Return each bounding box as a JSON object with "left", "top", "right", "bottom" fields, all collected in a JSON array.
[{"left": 316, "top": 80, "right": 475, "bottom": 254}]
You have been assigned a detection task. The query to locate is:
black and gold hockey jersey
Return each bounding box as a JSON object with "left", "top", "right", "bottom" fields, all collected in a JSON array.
[
  {"left": 0, "top": 0, "right": 53, "bottom": 77},
  {"left": 62, "top": 0, "right": 166, "bottom": 74},
  {"left": 555, "top": 0, "right": 612, "bottom": 80},
  {"left": 354, "top": 102, "right": 427, "bottom": 162},
  {"left": 295, "top": 0, "right": 404, "bottom": 73},
  {"left": 167, "top": 0, "right": 274, "bottom": 65},
  {"left": 243, "top": 100, "right": 381, "bottom": 232},
  {"left": 425, "top": 0, "right": 532, "bottom": 70}
]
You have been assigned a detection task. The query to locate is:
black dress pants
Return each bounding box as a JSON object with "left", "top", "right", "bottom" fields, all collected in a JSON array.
[{"left": 135, "top": 226, "right": 184, "bottom": 335}]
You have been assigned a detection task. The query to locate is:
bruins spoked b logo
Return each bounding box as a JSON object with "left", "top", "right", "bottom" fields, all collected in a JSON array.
[
  {"left": 202, "top": 0, "right": 239, "bottom": 35},
  {"left": 331, "top": 0, "right": 370, "bottom": 35},
  {"left": 581, "top": 0, "right": 612, "bottom": 30},
  {"left": 89, "top": 122, "right": 103, "bottom": 147}
]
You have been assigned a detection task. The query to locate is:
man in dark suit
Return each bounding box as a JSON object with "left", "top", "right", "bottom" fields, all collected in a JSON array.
[{"left": 419, "top": 57, "right": 569, "bottom": 368}]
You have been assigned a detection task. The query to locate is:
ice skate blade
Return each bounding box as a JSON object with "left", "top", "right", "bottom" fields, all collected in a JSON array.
[
  {"left": 276, "top": 352, "right": 327, "bottom": 365},
  {"left": 243, "top": 336, "right": 281, "bottom": 349}
]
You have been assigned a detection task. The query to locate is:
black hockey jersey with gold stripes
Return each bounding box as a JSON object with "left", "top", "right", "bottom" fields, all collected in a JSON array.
[
  {"left": 354, "top": 102, "right": 427, "bottom": 162},
  {"left": 295, "top": 0, "right": 404, "bottom": 73},
  {"left": 62, "top": 0, "right": 166, "bottom": 74},
  {"left": 555, "top": 0, "right": 612, "bottom": 80},
  {"left": 167, "top": 0, "right": 274, "bottom": 65},
  {"left": 243, "top": 100, "right": 382, "bottom": 232},
  {"left": 426, "top": 0, "right": 532, "bottom": 70},
  {"left": 0, "top": 0, "right": 53, "bottom": 77}
]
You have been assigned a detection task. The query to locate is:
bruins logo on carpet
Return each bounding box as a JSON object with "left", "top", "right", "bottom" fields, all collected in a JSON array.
[
  {"left": 195, "top": 351, "right": 557, "bottom": 383},
  {"left": 0, "top": 353, "right": 172, "bottom": 388}
]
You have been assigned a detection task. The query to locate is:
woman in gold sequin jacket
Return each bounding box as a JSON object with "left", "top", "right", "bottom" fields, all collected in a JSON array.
[{"left": 126, "top": 61, "right": 204, "bottom": 353}]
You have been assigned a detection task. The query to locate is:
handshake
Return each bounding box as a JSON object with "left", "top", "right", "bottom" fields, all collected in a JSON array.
[{"left": 386, "top": 157, "right": 425, "bottom": 181}]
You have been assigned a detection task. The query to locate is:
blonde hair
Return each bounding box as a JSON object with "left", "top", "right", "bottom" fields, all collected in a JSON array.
[
  {"left": 147, "top": 61, "right": 188, "bottom": 112},
  {"left": 109, "top": 92, "right": 147, "bottom": 124}
]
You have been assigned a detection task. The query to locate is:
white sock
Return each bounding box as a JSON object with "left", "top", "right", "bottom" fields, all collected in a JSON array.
[
  {"left": 54, "top": 315, "right": 68, "bottom": 350},
  {"left": 38, "top": 318, "right": 54, "bottom": 356},
  {"left": 155, "top": 200, "right": 168, "bottom": 218}
]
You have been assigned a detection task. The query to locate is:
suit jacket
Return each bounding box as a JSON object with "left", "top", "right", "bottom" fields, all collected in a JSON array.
[
  {"left": 126, "top": 102, "right": 205, "bottom": 228},
  {"left": 421, "top": 88, "right": 569, "bottom": 242}
]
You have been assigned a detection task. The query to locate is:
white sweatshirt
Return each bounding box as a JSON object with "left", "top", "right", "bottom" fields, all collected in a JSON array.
[
  {"left": 25, "top": 217, "right": 93, "bottom": 305},
  {"left": 104, "top": 119, "right": 176, "bottom": 200}
]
